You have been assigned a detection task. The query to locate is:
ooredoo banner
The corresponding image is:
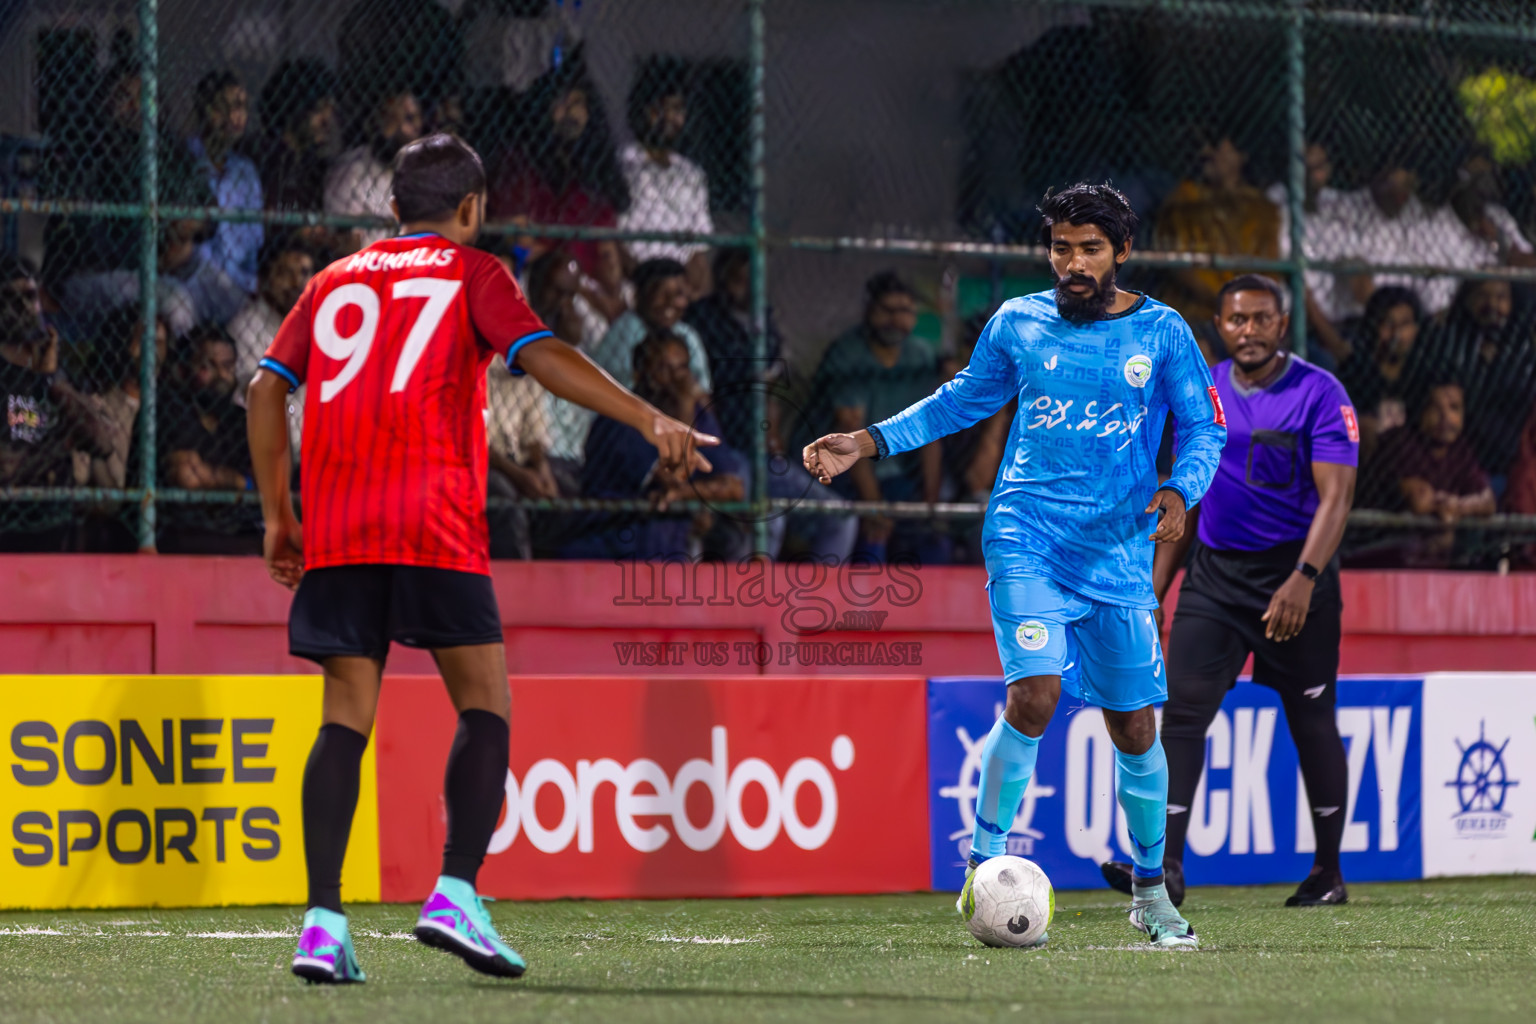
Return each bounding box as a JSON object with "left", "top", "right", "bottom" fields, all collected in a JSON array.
[
  {"left": 0, "top": 676, "right": 379, "bottom": 909},
  {"left": 374, "top": 675, "right": 930, "bottom": 901},
  {"left": 1419, "top": 673, "right": 1536, "bottom": 877},
  {"left": 927, "top": 676, "right": 1423, "bottom": 891}
]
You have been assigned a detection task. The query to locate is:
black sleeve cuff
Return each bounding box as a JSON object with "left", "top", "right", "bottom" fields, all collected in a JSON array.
[{"left": 867, "top": 423, "right": 889, "bottom": 461}]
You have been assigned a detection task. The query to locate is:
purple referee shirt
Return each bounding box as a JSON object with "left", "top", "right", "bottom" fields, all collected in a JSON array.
[{"left": 1197, "top": 354, "right": 1360, "bottom": 552}]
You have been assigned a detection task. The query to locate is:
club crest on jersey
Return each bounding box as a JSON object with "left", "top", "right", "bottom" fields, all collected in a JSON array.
[
  {"left": 1016, "top": 621, "right": 1049, "bottom": 651},
  {"left": 1123, "top": 354, "right": 1153, "bottom": 388}
]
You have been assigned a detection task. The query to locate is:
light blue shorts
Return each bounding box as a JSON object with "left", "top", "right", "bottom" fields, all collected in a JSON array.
[{"left": 988, "top": 572, "right": 1166, "bottom": 711}]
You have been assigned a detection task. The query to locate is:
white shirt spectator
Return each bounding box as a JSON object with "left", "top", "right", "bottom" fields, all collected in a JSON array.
[
  {"left": 1287, "top": 188, "right": 1499, "bottom": 320},
  {"left": 486, "top": 358, "right": 552, "bottom": 465},
  {"left": 325, "top": 146, "right": 395, "bottom": 248},
  {"left": 617, "top": 143, "right": 712, "bottom": 265},
  {"left": 1481, "top": 202, "right": 1533, "bottom": 258},
  {"left": 229, "top": 294, "right": 303, "bottom": 461},
  {"left": 1268, "top": 183, "right": 1351, "bottom": 322}
]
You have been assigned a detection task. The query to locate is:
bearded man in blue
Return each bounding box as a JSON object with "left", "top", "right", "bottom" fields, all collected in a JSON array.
[{"left": 803, "top": 183, "right": 1226, "bottom": 950}]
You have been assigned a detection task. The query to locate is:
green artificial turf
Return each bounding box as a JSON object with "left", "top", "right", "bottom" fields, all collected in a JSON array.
[{"left": 2, "top": 877, "right": 1533, "bottom": 1023}]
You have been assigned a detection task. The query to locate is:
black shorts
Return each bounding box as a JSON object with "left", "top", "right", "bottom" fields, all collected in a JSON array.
[
  {"left": 1168, "top": 584, "right": 1342, "bottom": 707},
  {"left": 289, "top": 564, "right": 503, "bottom": 664}
]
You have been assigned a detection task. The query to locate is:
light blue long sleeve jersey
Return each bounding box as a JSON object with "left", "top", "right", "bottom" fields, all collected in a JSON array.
[{"left": 871, "top": 291, "right": 1226, "bottom": 609}]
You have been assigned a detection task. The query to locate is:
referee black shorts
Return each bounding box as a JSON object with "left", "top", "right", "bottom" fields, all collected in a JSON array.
[
  {"left": 289, "top": 564, "right": 503, "bottom": 665},
  {"left": 1168, "top": 587, "right": 1342, "bottom": 707},
  {"left": 1167, "top": 542, "right": 1342, "bottom": 709}
]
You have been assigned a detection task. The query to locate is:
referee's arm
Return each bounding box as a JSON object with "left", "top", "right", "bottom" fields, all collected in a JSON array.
[{"left": 1262, "top": 461, "right": 1355, "bottom": 642}]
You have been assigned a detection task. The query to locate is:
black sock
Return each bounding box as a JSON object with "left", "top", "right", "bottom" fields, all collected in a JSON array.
[
  {"left": 302, "top": 723, "right": 369, "bottom": 914},
  {"left": 1160, "top": 697, "right": 1220, "bottom": 867},
  {"left": 1285, "top": 693, "right": 1348, "bottom": 876},
  {"left": 441, "top": 709, "right": 511, "bottom": 886}
]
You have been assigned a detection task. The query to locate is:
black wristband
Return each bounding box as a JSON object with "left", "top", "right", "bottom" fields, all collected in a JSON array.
[
  {"left": 1295, "top": 561, "right": 1321, "bottom": 581},
  {"left": 867, "top": 424, "right": 889, "bottom": 461}
]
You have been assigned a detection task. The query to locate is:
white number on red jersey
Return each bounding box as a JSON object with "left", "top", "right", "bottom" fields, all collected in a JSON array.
[{"left": 314, "top": 278, "right": 464, "bottom": 403}]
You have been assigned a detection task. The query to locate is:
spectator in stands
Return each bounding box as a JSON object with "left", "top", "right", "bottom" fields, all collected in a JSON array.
[
  {"left": 158, "top": 218, "right": 246, "bottom": 330},
  {"left": 0, "top": 255, "right": 111, "bottom": 551},
  {"left": 259, "top": 59, "right": 340, "bottom": 231},
  {"left": 229, "top": 234, "right": 314, "bottom": 466},
  {"left": 1450, "top": 148, "right": 1535, "bottom": 266},
  {"left": 684, "top": 247, "right": 856, "bottom": 562},
  {"left": 73, "top": 305, "right": 169, "bottom": 552},
  {"left": 1421, "top": 278, "right": 1536, "bottom": 490},
  {"left": 591, "top": 258, "right": 711, "bottom": 391},
  {"left": 1154, "top": 134, "right": 1280, "bottom": 358},
  {"left": 1337, "top": 286, "right": 1433, "bottom": 465},
  {"left": 684, "top": 247, "right": 776, "bottom": 454},
  {"left": 520, "top": 250, "right": 593, "bottom": 494},
  {"left": 1267, "top": 141, "right": 1357, "bottom": 365},
  {"left": 156, "top": 327, "right": 262, "bottom": 554},
  {"left": 620, "top": 58, "right": 713, "bottom": 298},
  {"left": 1505, "top": 404, "right": 1536, "bottom": 565},
  {"left": 325, "top": 89, "right": 424, "bottom": 253},
  {"left": 462, "top": 0, "right": 581, "bottom": 95},
  {"left": 573, "top": 239, "right": 634, "bottom": 350},
  {"left": 74, "top": 304, "right": 166, "bottom": 492},
  {"left": 43, "top": 60, "right": 213, "bottom": 342},
  {"left": 339, "top": 0, "right": 461, "bottom": 145},
  {"left": 487, "top": 352, "right": 558, "bottom": 560},
  {"left": 567, "top": 331, "right": 744, "bottom": 560},
  {"left": 798, "top": 270, "right": 949, "bottom": 565},
  {"left": 489, "top": 52, "right": 630, "bottom": 279},
  {"left": 1367, "top": 380, "right": 1495, "bottom": 566},
  {"left": 187, "top": 70, "right": 263, "bottom": 294},
  {"left": 1326, "top": 156, "right": 1498, "bottom": 319},
  {"left": 230, "top": 234, "right": 316, "bottom": 396}
]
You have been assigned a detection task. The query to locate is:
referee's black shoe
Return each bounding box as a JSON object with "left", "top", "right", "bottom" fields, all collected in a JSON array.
[
  {"left": 1100, "top": 859, "right": 1185, "bottom": 908},
  {"left": 1286, "top": 868, "right": 1348, "bottom": 907}
]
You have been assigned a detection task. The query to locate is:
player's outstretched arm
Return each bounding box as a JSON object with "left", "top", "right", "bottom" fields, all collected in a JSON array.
[
  {"left": 516, "top": 337, "right": 718, "bottom": 475},
  {"left": 247, "top": 370, "right": 304, "bottom": 591},
  {"left": 802, "top": 429, "right": 878, "bottom": 485}
]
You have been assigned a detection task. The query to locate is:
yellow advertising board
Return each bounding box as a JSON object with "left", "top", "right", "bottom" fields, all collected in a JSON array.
[{"left": 1, "top": 676, "right": 379, "bottom": 909}]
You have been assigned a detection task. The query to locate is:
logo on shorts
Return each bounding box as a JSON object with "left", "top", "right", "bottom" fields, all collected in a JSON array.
[
  {"left": 1016, "top": 621, "right": 1049, "bottom": 651},
  {"left": 1123, "top": 354, "right": 1153, "bottom": 388}
]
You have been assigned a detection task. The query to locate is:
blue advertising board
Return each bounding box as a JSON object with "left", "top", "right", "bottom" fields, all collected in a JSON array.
[{"left": 927, "top": 676, "right": 1422, "bottom": 892}]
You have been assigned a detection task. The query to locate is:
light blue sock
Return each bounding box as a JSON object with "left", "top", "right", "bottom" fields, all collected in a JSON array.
[
  {"left": 1115, "top": 739, "right": 1169, "bottom": 880},
  {"left": 969, "top": 717, "right": 1040, "bottom": 862}
]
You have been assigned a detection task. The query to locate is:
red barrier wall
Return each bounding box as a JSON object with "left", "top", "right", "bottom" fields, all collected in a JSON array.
[
  {"left": 375, "top": 675, "right": 930, "bottom": 902},
  {"left": 1, "top": 555, "right": 1534, "bottom": 675}
]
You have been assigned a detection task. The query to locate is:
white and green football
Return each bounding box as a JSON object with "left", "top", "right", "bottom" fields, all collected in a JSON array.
[{"left": 962, "top": 855, "right": 1054, "bottom": 948}]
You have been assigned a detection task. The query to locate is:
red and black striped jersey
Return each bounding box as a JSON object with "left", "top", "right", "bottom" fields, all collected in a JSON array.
[{"left": 261, "top": 232, "right": 550, "bottom": 574}]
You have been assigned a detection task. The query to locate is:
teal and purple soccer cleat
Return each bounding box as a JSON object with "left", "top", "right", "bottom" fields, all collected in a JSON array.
[
  {"left": 292, "top": 906, "right": 366, "bottom": 984},
  {"left": 413, "top": 875, "right": 526, "bottom": 978},
  {"left": 1128, "top": 881, "right": 1199, "bottom": 950}
]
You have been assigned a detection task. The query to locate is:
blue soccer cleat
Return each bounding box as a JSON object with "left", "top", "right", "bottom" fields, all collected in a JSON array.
[
  {"left": 413, "top": 875, "right": 526, "bottom": 978},
  {"left": 292, "top": 906, "right": 366, "bottom": 984}
]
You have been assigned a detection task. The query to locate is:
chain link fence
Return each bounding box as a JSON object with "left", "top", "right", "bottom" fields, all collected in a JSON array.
[{"left": 2, "top": 0, "right": 1536, "bottom": 569}]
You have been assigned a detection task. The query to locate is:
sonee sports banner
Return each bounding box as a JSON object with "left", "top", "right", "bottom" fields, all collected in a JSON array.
[{"left": 1, "top": 676, "right": 379, "bottom": 909}]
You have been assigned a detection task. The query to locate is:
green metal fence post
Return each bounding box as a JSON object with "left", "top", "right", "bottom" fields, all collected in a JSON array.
[
  {"left": 1285, "top": 0, "right": 1307, "bottom": 359},
  {"left": 136, "top": 0, "right": 160, "bottom": 551},
  {"left": 748, "top": 0, "right": 770, "bottom": 556}
]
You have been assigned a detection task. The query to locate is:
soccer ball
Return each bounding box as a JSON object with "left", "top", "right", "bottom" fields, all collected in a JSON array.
[{"left": 962, "top": 855, "right": 1053, "bottom": 948}]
